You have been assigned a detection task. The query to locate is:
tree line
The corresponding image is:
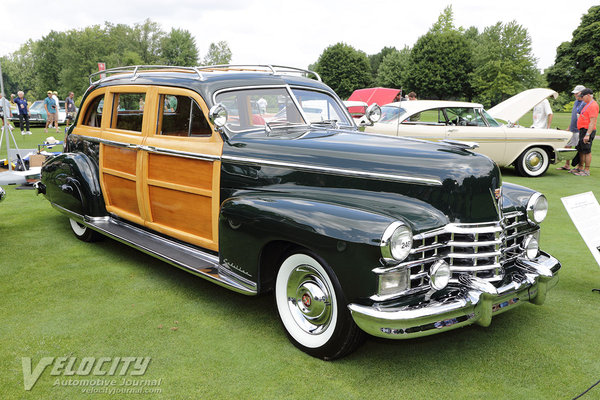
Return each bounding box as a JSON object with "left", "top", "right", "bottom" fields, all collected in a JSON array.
[
  {"left": 0, "top": 19, "right": 231, "bottom": 102},
  {"left": 311, "top": 5, "right": 599, "bottom": 110}
]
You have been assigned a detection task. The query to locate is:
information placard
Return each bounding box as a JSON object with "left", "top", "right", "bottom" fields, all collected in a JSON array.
[{"left": 561, "top": 191, "right": 600, "bottom": 267}]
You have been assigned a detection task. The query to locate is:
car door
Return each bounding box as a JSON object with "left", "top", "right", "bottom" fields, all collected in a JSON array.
[
  {"left": 444, "top": 107, "right": 507, "bottom": 164},
  {"left": 99, "top": 86, "right": 150, "bottom": 226},
  {"left": 140, "top": 87, "right": 222, "bottom": 251},
  {"left": 396, "top": 108, "right": 447, "bottom": 140}
]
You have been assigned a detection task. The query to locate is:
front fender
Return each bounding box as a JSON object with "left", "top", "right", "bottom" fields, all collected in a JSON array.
[
  {"left": 218, "top": 195, "right": 396, "bottom": 300},
  {"left": 41, "top": 152, "right": 106, "bottom": 217}
]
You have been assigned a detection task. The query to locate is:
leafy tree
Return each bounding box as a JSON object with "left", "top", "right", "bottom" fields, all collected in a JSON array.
[
  {"left": 132, "top": 19, "right": 164, "bottom": 65},
  {"left": 202, "top": 41, "right": 232, "bottom": 65},
  {"left": 470, "top": 21, "right": 539, "bottom": 106},
  {"left": 546, "top": 5, "right": 600, "bottom": 93},
  {"left": 407, "top": 31, "right": 473, "bottom": 99},
  {"left": 0, "top": 40, "right": 37, "bottom": 97},
  {"left": 375, "top": 47, "right": 411, "bottom": 88},
  {"left": 368, "top": 46, "right": 397, "bottom": 80},
  {"left": 33, "top": 31, "right": 66, "bottom": 97},
  {"left": 160, "top": 28, "right": 198, "bottom": 66},
  {"left": 430, "top": 5, "right": 458, "bottom": 34},
  {"left": 313, "top": 42, "right": 372, "bottom": 99}
]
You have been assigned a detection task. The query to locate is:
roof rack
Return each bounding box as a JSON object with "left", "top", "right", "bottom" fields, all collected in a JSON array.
[
  {"left": 89, "top": 64, "right": 321, "bottom": 84},
  {"left": 89, "top": 65, "right": 204, "bottom": 84},
  {"left": 194, "top": 65, "right": 322, "bottom": 82}
]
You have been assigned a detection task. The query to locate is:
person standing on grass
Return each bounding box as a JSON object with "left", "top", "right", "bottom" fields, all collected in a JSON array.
[
  {"left": 13, "top": 91, "right": 32, "bottom": 135},
  {"left": 65, "top": 91, "right": 76, "bottom": 128},
  {"left": 44, "top": 90, "right": 59, "bottom": 134},
  {"left": 572, "top": 88, "right": 598, "bottom": 176},
  {"left": 52, "top": 91, "right": 60, "bottom": 131},
  {"left": 531, "top": 98, "right": 553, "bottom": 129},
  {"left": 0, "top": 92, "right": 13, "bottom": 129},
  {"left": 558, "top": 85, "right": 586, "bottom": 170}
]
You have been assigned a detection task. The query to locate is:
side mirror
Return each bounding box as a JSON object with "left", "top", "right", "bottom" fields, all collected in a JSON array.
[
  {"left": 365, "top": 103, "right": 381, "bottom": 124},
  {"left": 209, "top": 103, "right": 228, "bottom": 129}
]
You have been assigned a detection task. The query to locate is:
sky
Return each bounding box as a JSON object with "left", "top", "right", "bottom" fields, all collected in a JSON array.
[{"left": 0, "top": 0, "right": 597, "bottom": 72}]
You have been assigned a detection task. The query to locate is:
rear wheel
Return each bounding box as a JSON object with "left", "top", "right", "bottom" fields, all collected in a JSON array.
[
  {"left": 515, "top": 147, "right": 550, "bottom": 177},
  {"left": 69, "top": 218, "right": 102, "bottom": 242},
  {"left": 274, "top": 252, "right": 364, "bottom": 360}
]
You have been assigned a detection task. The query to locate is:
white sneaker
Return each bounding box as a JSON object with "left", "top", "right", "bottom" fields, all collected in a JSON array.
[
  {"left": 26, "top": 131, "right": 32, "bottom": 135},
  {"left": 21, "top": 131, "right": 26, "bottom": 135}
]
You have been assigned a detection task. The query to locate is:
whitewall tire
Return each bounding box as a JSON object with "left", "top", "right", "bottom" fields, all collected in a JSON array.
[
  {"left": 516, "top": 147, "right": 550, "bottom": 177},
  {"left": 69, "top": 218, "right": 102, "bottom": 242},
  {"left": 275, "top": 251, "right": 364, "bottom": 360}
]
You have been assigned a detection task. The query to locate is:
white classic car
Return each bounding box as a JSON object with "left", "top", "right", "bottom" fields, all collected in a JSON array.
[{"left": 363, "top": 88, "right": 576, "bottom": 177}]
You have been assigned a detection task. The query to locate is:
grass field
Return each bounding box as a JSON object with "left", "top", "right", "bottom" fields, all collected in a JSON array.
[{"left": 1, "top": 120, "right": 599, "bottom": 399}]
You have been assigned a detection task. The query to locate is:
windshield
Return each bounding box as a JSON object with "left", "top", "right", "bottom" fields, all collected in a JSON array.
[
  {"left": 379, "top": 106, "right": 407, "bottom": 123},
  {"left": 215, "top": 88, "right": 306, "bottom": 133},
  {"left": 481, "top": 109, "right": 501, "bottom": 127},
  {"left": 214, "top": 87, "right": 351, "bottom": 133},
  {"left": 291, "top": 88, "right": 352, "bottom": 126}
]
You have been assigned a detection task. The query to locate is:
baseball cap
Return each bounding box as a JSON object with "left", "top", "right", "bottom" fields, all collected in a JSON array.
[
  {"left": 580, "top": 88, "right": 593, "bottom": 96},
  {"left": 572, "top": 85, "right": 586, "bottom": 93},
  {"left": 47, "top": 90, "right": 52, "bottom": 94}
]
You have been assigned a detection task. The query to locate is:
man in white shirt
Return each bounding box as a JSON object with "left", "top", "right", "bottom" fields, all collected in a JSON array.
[
  {"left": 52, "top": 91, "right": 60, "bottom": 130},
  {"left": 531, "top": 98, "right": 553, "bottom": 129}
]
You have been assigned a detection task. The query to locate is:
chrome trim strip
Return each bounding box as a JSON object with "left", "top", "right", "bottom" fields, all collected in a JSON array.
[{"left": 221, "top": 155, "right": 443, "bottom": 186}]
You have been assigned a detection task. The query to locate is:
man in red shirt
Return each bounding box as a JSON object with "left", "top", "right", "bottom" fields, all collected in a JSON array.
[{"left": 572, "top": 88, "right": 598, "bottom": 176}]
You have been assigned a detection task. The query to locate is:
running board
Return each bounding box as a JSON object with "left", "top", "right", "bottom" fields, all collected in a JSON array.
[{"left": 53, "top": 204, "right": 257, "bottom": 295}]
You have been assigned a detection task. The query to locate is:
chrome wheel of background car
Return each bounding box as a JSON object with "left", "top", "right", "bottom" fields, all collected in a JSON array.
[
  {"left": 516, "top": 146, "right": 550, "bottom": 177},
  {"left": 275, "top": 252, "right": 364, "bottom": 360},
  {"left": 69, "top": 218, "right": 102, "bottom": 242}
]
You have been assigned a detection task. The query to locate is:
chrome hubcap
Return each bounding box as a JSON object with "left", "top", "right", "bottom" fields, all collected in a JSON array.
[
  {"left": 286, "top": 265, "right": 333, "bottom": 335},
  {"left": 525, "top": 151, "right": 543, "bottom": 171}
]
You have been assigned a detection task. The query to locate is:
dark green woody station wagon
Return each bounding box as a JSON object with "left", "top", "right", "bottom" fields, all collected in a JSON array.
[{"left": 37, "top": 65, "right": 560, "bottom": 359}]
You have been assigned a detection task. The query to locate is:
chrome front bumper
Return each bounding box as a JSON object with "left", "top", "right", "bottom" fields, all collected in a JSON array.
[
  {"left": 556, "top": 148, "right": 577, "bottom": 162},
  {"left": 348, "top": 251, "right": 560, "bottom": 339}
]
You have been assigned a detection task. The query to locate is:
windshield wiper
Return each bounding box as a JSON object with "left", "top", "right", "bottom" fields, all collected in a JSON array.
[
  {"left": 265, "top": 120, "right": 307, "bottom": 135},
  {"left": 310, "top": 119, "right": 339, "bottom": 129}
]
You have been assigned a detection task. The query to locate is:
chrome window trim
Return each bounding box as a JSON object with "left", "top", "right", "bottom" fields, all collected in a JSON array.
[{"left": 220, "top": 155, "right": 443, "bottom": 186}]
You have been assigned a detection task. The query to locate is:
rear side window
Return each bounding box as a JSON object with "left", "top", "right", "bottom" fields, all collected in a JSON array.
[
  {"left": 81, "top": 95, "right": 104, "bottom": 127},
  {"left": 157, "top": 94, "right": 211, "bottom": 137},
  {"left": 112, "top": 93, "right": 145, "bottom": 132}
]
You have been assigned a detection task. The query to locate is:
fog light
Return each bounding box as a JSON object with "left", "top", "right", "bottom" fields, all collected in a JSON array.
[
  {"left": 429, "top": 260, "right": 451, "bottom": 291},
  {"left": 527, "top": 193, "right": 548, "bottom": 223},
  {"left": 522, "top": 235, "right": 539, "bottom": 260},
  {"left": 378, "top": 269, "right": 409, "bottom": 296}
]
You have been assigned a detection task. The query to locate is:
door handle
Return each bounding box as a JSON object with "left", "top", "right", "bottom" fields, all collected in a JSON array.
[{"left": 448, "top": 128, "right": 458, "bottom": 133}]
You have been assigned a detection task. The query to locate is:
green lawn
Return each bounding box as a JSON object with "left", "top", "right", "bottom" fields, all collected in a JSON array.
[{"left": 1, "top": 122, "right": 599, "bottom": 399}]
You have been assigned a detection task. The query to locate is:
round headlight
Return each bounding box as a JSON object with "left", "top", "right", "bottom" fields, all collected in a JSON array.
[
  {"left": 429, "top": 260, "right": 451, "bottom": 291},
  {"left": 522, "top": 235, "right": 539, "bottom": 260},
  {"left": 527, "top": 193, "right": 548, "bottom": 224},
  {"left": 381, "top": 222, "right": 413, "bottom": 262}
]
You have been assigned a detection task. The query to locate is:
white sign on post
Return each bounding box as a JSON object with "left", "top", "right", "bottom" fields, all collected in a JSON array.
[{"left": 561, "top": 191, "right": 600, "bottom": 267}]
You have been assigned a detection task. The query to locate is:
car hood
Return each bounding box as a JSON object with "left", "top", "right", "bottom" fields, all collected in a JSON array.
[
  {"left": 223, "top": 128, "right": 503, "bottom": 224},
  {"left": 487, "top": 88, "right": 558, "bottom": 123}
]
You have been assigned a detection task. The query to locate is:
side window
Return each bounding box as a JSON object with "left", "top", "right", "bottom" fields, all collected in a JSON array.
[
  {"left": 404, "top": 109, "right": 445, "bottom": 125},
  {"left": 81, "top": 95, "right": 104, "bottom": 127},
  {"left": 445, "top": 107, "right": 485, "bottom": 126},
  {"left": 157, "top": 94, "right": 211, "bottom": 137},
  {"left": 112, "top": 93, "right": 145, "bottom": 132}
]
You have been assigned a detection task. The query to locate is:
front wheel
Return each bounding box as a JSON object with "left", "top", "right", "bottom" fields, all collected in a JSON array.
[
  {"left": 515, "top": 146, "right": 550, "bottom": 177},
  {"left": 274, "top": 252, "right": 364, "bottom": 360},
  {"left": 69, "top": 218, "right": 103, "bottom": 242}
]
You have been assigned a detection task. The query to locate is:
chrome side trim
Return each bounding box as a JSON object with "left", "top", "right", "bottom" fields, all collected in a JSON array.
[
  {"left": 221, "top": 155, "right": 443, "bottom": 186},
  {"left": 71, "top": 134, "right": 221, "bottom": 161}
]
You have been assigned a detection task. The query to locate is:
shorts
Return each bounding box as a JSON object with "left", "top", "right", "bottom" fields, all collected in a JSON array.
[
  {"left": 67, "top": 111, "right": 76, "bottom": 121},
  {"left": 46, "top": 112, "right": 57, "bottom": 123},
  {"left": 567, "top": 131, "right": 579, "bottom": 147},
  {"left": 576, "top": 128, "right": 596, "bottom": 154}
]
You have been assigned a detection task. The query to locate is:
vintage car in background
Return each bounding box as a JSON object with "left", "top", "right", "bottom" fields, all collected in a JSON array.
[
  {"left": 363, "top": 88, "right": 576, "bottom": 177},
  {"left": 10, "top": 100, "right": 67, "bottom": 125},
  {"left": 37, "top": 65, "right": 560, "bottom": 360}
]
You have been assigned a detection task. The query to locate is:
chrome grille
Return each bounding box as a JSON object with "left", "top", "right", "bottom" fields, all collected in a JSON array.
[{"left": 403, "top": 211, "right": 537, "bottom": 291}]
